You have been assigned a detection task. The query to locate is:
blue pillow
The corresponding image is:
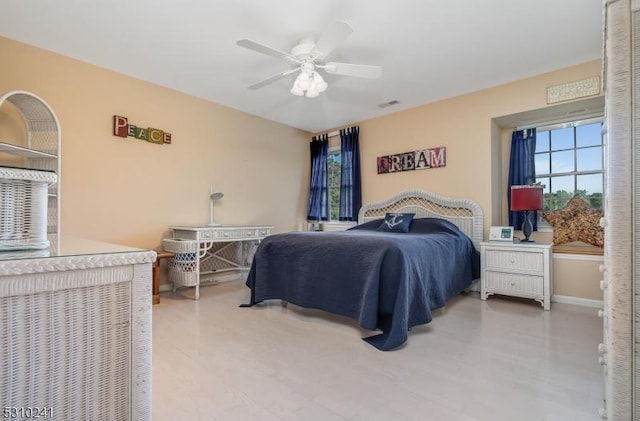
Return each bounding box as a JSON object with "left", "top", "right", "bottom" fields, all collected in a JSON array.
[{"left": 377, "top": 213, "right": 415, "bottom": 233}]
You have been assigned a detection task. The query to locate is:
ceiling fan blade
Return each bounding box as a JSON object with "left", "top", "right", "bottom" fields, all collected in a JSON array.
[
  {"left": 322, "top": 62, "right": 382, "bottom": 79},
  {"left": 311, "top": 20, "right": 353, "bottom": 59},
  {"left": 237, "top": 39, "right": 300, "bottom": 63},
  {"left": 247, "top": 67, "right": 300, "bottom": 90}
]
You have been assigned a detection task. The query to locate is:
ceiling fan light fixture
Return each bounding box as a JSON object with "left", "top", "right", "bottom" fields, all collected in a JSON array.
[
  {"left": 297, "top": 78, "right": 311, "bottom": 91},
  {"left": 290, "top": 84, "right": 304, "bottom": 96},
  {"left": 313, "top": 72, "right": 328, "bottom": 92},
  {"left": 316, "top": 82, "right": 328, "bottom": 93},
  {"left": 305, "top": 89, "right": 319, "bottom": 98},
  {"left": 238, "top": 21, "right": 382, "bottom": 98},
  {"left": 291, "top": 70, "right": 327, "bottom": 98}
]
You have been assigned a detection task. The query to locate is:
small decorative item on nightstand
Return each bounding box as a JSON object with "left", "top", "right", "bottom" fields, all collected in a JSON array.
[
  {"left": 480, "top": 240, "right": 553, "bottom": 310},
  {"left": 489, "top": 226, "right": 514, "bottom": 242}
]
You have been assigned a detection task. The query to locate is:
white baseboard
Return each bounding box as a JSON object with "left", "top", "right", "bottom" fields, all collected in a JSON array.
[{"left": 551, "top": 294, "right": 603, "bottom": 309}]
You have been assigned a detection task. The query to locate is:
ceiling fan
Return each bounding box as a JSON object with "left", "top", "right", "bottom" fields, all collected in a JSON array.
[{"left": 236, "top": 20, "right": 382, "bottom": 98}]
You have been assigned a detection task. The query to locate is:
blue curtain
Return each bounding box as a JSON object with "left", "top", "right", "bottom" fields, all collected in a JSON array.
[
  {"left": 339, "top": 126, "right": 362, "bottom": 221},
  {"left": 307, "top": 133, "right": 329, "bottom": 221},
  {"left": 508, "top": 128, "right": 537, "bottom": 230}
]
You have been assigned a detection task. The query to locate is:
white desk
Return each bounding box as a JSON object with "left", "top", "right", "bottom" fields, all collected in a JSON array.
[{"left": 163, "top": 225, "right": 271, "bottom": 299}]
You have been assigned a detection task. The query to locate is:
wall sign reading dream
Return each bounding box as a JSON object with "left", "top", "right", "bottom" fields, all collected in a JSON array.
[{"left": 377, "top": 146, "right": 446, "bottom": 174}]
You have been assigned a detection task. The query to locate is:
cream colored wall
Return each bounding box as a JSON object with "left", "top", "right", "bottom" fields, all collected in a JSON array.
[
  {"left": 328, "top": 60, "right": 603, "bottom": 301},
  {"left": 0, "top": 36, "right": 310, "bottom": 251},
  {"left": 356, "top": 61, "right": 602, "bottom": 218},
  {"left": 553, "top": 256, "right": 603, "bottom": 301}
]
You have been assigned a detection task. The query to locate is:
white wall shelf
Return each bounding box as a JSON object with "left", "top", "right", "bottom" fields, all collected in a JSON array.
[
  {"left": 0, "top": 141, "right": 57, "bottom": 159},
  {"left": 0, "top": 91, "right": 61, "bottom": 251}
]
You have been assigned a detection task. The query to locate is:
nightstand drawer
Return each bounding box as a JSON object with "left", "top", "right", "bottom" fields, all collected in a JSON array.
[
  {"left": 484, "top": 271, "right": 543, "bottom": 295},
  {"left": 484, "top": 249, "right": 544, "bottom": 274}
]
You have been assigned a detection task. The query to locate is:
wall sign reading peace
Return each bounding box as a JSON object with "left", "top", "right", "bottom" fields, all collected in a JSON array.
[{"left": 113, "top": 115, "right": 172, "bottom": 145}]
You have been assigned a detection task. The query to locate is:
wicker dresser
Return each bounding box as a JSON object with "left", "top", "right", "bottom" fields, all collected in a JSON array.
[
  {"left": 601, "top": 1, "right": 640, "bottom": 417},
  {"left": 0, "top": 237, "right": 156, "bottom": 421}
]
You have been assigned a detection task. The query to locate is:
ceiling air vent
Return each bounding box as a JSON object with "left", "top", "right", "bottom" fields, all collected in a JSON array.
[{"left": 378, "top": 100, "right": 399, "bottom": 108}]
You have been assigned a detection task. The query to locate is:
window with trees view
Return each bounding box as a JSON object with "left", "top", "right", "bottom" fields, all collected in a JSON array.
[
  {"left": 327, "top": 150, "right": 341, "bottom": 220},
  {"left": 534, "top": 119, "right": 603, "bottom": 211}
]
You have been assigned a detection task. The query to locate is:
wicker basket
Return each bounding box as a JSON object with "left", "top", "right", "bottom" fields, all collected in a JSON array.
[
  {"left": 0, "top": 167, "right": 57, "bottom": 250},
  {"left": 162, "top": 239, "right": 199, "bottom": 287}
]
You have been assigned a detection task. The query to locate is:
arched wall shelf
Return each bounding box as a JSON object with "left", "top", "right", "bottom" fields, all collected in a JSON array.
[{"left": 0, "top": 90, "right": 61, "bottom": 251}]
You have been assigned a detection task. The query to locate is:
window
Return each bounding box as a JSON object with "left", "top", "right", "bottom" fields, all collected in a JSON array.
[
  {"left": 534, "top": 119, "right": 604, "bottom": 211},
  {"left": 327, "top": 149, "right": 341, "bottom": 220}
]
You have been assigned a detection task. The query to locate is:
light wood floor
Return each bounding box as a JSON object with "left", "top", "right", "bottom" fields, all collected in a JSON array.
[{"left": 152, "top": 281, "right": 604, "bottom": 421}]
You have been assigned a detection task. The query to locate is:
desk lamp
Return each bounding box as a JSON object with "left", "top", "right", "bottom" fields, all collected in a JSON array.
[{"left": 208, "top": 189, "right": 224, "bottom": 226}]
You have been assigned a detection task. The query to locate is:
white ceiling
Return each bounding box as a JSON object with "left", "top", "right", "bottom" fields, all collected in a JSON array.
[{"left": 0, "top": 0, "right": 603, "bottom": 133}]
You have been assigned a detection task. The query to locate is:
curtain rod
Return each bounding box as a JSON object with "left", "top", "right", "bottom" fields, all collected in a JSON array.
[
  {"left": 312, "top": 130, "right": 339, "bottom": 139},
  {"left": 318, "top": 126, "right": 359, "bottom": 138}
]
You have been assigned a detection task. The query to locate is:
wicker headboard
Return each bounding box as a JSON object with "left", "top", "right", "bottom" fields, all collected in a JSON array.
[{"left": 358, "top": 189, "right": 484, "bottom": 249}]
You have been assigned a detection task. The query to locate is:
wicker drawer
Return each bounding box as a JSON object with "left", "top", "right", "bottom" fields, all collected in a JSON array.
[
  {"left": 0, "top": 167, "right": 58, "bottom": 251},
  {"left": 484, "top": 271, "right": 544, "bottom": 296},
  {"left": 484, "top": 249, "right": 544, "bottom": 274},
  {"left": 187, "top": 229, "right": 261, "bottom": 240},
  {"left": 171, "top": 226, "right": 271, "bottom": 241},
  {"left": 215, "top": 228, "right": 269, "bottom": 239}
]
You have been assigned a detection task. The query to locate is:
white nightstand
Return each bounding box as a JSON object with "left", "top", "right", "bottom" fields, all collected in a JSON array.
[{"left": 480, "top": 241, "right": 553, "bottom": 310}]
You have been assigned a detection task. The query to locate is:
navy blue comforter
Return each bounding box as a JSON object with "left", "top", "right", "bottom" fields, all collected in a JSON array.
[{"left": 244, "top": 218, "right": 480, "bottom": 351}]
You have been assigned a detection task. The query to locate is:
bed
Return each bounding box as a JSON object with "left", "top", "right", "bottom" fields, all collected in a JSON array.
[{"left": 243, "top": 190, "right": 484, "bottom": 351}]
